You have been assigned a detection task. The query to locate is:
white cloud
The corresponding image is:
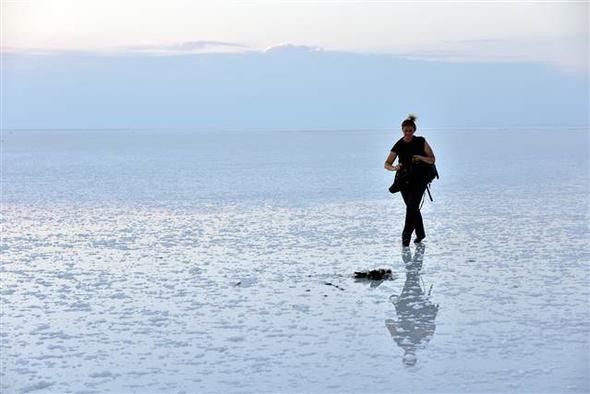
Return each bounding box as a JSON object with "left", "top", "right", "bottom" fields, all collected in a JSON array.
[
  {"left": 3, "top": 0, "right": 586, "bottom": 74},
  {"left": 386, "top": 37, "right": 589, "bottom": 76},
  {"left": 119, "top": 40, "right": 250, "bottom": 55},
  {"left": 0, "top": 41, "right": 252, "bottom": 56},
  {"left": 263, "top": 43, "right": 324, "bottom": 54}
]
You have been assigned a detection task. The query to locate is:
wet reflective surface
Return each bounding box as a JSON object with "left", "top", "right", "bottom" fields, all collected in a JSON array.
[{"left": 2, "top": 128, "right": 589, "bottom": 392}]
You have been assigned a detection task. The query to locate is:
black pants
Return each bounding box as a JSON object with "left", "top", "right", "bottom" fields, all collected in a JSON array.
[{"left": 400, "top": 180, "right": 427, "bottom": 244}]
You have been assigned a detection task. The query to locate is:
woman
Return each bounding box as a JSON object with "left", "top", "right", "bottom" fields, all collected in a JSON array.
[{"left": 384, "top": 114, "right": 436, "bottom": 247}]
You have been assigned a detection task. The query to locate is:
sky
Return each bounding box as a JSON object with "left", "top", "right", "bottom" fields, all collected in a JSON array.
[
  {"left": 1, "top": 0, "right": 588, "bottom": 129},
  {"left": 2, "top": 0, "right": 588, "bottom": 73}
]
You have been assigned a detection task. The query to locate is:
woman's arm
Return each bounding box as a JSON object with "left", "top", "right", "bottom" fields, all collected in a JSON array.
[
  {"left": 413, "top": 141, "right": 436, "bottom": 165},
  {"left": 384, "top": 151, "right": 401, "bottom": 171}
]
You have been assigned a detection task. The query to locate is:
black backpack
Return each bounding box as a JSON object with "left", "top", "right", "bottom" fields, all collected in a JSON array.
[{"left": 389, "top": 162, "right": 439, "bottom": 197}]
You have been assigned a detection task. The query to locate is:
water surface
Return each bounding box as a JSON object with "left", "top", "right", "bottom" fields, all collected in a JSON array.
[{"left": 2, "top": 127, "right": 588, "bottom": 393}]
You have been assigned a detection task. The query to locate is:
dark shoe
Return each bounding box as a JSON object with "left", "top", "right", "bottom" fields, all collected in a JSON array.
[
  {"left": 414, "top": 236, "right": 425, "bottom": 244},
  {"left": 402, "top": 240, "right": 410, "bottom": 247}
]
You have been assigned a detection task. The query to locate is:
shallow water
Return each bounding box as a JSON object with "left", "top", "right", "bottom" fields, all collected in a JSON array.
[{"left": 2, "top": 128, "right": 589, "bottom": 393}]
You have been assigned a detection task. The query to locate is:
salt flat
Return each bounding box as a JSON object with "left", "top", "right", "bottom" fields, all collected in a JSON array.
[{"left": 1, "top": 128, "right": 588, "bottom": 393}]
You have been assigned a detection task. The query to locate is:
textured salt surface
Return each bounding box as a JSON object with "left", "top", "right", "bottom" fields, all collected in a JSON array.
[{"left": 1, "top": 128, "right": 588, "bottom": 393}]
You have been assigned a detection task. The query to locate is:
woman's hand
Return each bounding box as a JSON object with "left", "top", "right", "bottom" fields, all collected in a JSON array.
[
  {"left": 384, "top": 151, "right": 398, "bottom": 171},
  {"left": 393, "top": 164, "right": 402, "bottom": 171},
  {"left": 412, "top": 155, "right": 423, "bottom": 162}
]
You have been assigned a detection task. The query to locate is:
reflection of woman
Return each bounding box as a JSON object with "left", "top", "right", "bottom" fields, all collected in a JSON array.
[
  {"left": 386, "top": 244, "right": 438, "bottom": 367},
  {"left": 384, "top": 114, "right": 436, "bottom": 247}
]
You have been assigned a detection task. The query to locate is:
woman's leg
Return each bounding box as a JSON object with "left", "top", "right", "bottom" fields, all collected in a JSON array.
[
  {"left": 401, "top": 187, "right": 417, "bottom": 245},
  {"left": 401, "top": 182, "right": 427, "bottom": 245}
]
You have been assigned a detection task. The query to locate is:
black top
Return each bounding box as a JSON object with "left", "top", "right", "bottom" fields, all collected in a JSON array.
[{"left": 391, "top": 136, "right": 426, "bottom": 168}]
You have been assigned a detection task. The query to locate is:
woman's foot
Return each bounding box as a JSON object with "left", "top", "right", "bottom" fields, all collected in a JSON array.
[{"left": 414, "top": 236, "right": 425, "bottom": 244}]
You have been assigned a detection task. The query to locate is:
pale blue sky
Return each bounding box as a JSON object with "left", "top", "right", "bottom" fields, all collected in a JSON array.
[
  {"left": 2, "top": 1, "right": 588, "bottom": 129},
  {"left": 2, "top": 0, "right": 588, "bottom": 73}
]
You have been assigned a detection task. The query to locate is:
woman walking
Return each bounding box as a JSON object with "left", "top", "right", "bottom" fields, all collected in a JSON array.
[{"left": 384, "top": 114, "right": 436, "bottom": 247}]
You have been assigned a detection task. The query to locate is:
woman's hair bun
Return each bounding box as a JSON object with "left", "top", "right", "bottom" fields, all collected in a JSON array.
[{"left": 401, "top": 113, "right": 418, "bottom": 130}]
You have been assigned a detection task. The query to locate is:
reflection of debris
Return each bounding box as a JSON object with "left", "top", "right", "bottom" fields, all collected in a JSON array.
[
  {"left": 354, "top": 268, "right": 393, "bottom": 280},
  {"left": 323, "top": 281, "right": 345, "bottom": 291},
  {"left": 234, "top": 281, "right": 241, "bottom": 286}
]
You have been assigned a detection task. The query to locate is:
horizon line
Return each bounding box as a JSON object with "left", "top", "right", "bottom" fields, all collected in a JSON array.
[{"left": 2, "top": 125, "right": 588, "bottom": 133}]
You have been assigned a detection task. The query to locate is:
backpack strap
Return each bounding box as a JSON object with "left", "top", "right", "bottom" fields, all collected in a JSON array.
[
  {"left": 426, "top": 184, "right": 433, "bottom": 201},
  {"left": 419, "top": 184, "right": 433, "bottom": 210}
]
